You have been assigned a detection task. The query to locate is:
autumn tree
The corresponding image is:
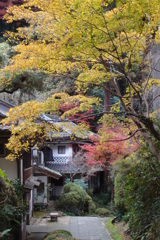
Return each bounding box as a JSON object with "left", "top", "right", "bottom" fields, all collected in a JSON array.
[
  {"left": 1, "top": 0, "right": 160, "bottom": 160},
  {"left": 81, "top": 118, "right": 138, "bottom": 182},
  {"left": 59, "top": 103, "right": 96, "bottom": 129},
  {"left": 82, "top": 123, "right": 138, "bottom": 166},
  {"left": 1, "top": 93, "right": 99, "bottom": 160},
  {"left": 0, "top": 0, "right": 23, "bottom": 20},
  {"left": 0, "top": 40, "right": 45, "bottom": 104}
]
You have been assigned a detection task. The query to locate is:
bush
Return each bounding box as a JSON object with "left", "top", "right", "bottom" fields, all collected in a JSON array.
[
  {"left": 0, "top": 170, "right": 24, "bottom": 240},
  {"left": 113, "top": 144, "right": 160, "bottom": 240},
  {"left": 92, "top": 192, "right": 111, "bottom": 208},
  {"left": 65, "top": 178, "right": 88, "bottom": 189},
  {"left": 112, "top": 156, "right": 136, "bottom": 219},
  {"left": 95, "top": 208, "right": 111, "bottom": 217},
  {"left": 57, "top": 182, "right": 95, "bottom": 215},
  {"left": 124, "top": 154, "right": 160, "bottom": 240},
  {"left": 43, "top": 230, "right": 76, "bottom": 240}
]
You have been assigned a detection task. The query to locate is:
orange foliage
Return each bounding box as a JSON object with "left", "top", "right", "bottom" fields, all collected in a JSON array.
[{"left": 81, "top": 123, "right": 138, "bottom": 167}]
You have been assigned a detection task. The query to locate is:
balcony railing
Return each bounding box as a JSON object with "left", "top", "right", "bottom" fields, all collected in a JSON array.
[
  {"left": 32, "top": 155, "right": 71, "bottom": 166},
  {"left": 46, "top": 156, "right": 71, "bottom": 164}
]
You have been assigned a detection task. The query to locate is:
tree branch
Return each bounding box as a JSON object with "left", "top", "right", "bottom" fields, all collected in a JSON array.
[{"left": 102, "top": 129, "right": 142, "bottom": 142}]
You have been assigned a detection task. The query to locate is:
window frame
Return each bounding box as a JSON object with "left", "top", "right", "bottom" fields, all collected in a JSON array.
[{"left": 58, "top": 145, "right": 66, "bottom": 154}]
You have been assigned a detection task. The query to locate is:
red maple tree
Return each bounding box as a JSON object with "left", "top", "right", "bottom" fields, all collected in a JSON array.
[
  {"left": 0, "top": 0, "right": 23, "bottom": 19},
  {"left": 81, "top": 123, "right": 138, "bottom": 167},
  {"left": 59, "top": 103, "right": 95, "bottom": 128}
]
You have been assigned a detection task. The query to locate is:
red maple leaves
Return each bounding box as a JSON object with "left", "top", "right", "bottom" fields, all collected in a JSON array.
[
  {"left": 59, "top": 103, "right": 95, "bottom": 127},
  {"left": 81, "top": 123, "right": 138, "bottom": 167},
  {"left": 0, "top": 0, "right": 23, "bottom": 19}
]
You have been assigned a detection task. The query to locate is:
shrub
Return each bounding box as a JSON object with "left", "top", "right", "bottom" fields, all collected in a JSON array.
[
  {"left": 113, "top": 144, "right": 160, "bottom": 240},
  {"left": 0, "top": 170, "right": 24, "bottom": 240},
  {"left": 57, "top": 182, "right": 95, "bottom": 215},
  {"left": 112, "top": 156, "right": 136, "bottom": 219},
  {"left": 73, "top": 179, "right": 88, "bottom": 189},
  {"left": 65, "top": 178, "right": 88, "bottom": 189},
  {"left": 92, "top": 192, "right": 111, "bottom": 208},
  {"left": 43, "top": 230, "right": 76, "bottom": 240},
  {"left": 85, "top": 195, "right": 96, "bottom": 214},
  {"left": 95, "top": 208, "right": 111, "bottom": 217},
  {"left": 124, "top": 154, "right": 160, "bottom": 240}
]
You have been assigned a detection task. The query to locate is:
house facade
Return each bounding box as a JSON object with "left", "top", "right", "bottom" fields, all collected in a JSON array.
[
  {"left": 32, "top": 140, "right": 84, "bottom": 203},
  {"left": 32, "top": 114, "right": 104, "bottom": 205}
]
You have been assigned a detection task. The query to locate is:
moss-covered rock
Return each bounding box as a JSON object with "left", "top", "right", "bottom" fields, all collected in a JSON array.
[
  {"left": 43, "top": 230, "right": 75, "bottom": 240},
  {"left": 57, "top": 182, "right": 95, "bottom": 215}
]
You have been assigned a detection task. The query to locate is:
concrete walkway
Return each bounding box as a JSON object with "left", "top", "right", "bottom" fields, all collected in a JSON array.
[{"left": 26, "top": 216, "right": 112, "bottom": 240}]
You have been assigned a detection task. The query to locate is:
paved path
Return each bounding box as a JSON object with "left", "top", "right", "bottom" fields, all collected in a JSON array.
[{"left": 26, "top": 216, "right": 112, "bottom": 240}]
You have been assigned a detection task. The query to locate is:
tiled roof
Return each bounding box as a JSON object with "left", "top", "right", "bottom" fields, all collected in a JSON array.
[
  {"left": 0, "top": 99, "right": 14, "bottom": 108},
  {"left": 45, "top": 162, "right": 86, "bottom": 174},
  {"left": 40, "top": 114, "right": 92, "bottom": 140}
]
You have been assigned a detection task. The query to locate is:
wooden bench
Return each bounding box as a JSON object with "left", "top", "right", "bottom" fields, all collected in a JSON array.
[{"left": 50, "top": 212, "right": 58, "bottom": 222}]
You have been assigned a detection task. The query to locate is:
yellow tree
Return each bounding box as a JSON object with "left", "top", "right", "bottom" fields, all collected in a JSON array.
[
  {"left": 2, "top": 93, "right": 99, "bottom": 160},
  {"left": 1, "top": 0, "right": 160, "bottom": 160}
]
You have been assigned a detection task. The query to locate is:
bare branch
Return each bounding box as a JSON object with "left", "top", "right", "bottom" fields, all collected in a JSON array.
[{"left": 149, "top": 94, "right": 160, "bottom": 107}]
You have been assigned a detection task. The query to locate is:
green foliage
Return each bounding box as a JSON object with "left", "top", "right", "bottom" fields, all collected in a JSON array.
[
  {"left": 0, "top": 170, "right": 24, "bottom": 240},
  {"left": 113, "top": 141, "right": 160, "bottom": 239},
  {"left": 0, "top": 42, "right": 10, "bottom": 68},
  {"left": 65, "top": 178, "right": 88, "bottom": 190},
  {"left": 112, "top": 156, "right": 136, "bottom": 218},
  {"left": 95, "top": 208, "right": 111, "bottom": 217},
  {"left": 92, "top": 192, "right": 111, "bottom": 208},
  {"left": 84, "top": 194, "right": 96, "bottom": 214},
  {"left": 43, "top": 230, "right": 76, "bottom": 240},
  {"left": 106, "top": 219, "right": 124, "bottom": 240},
  {"left": 73, "top": 179, "right": 88, "bottom": 189},
  {"left": 124, "top": 154, "right": 160, "bottom": 239},
  {"left": 57, "top": 182, "right": 95, "bottom": 216}
]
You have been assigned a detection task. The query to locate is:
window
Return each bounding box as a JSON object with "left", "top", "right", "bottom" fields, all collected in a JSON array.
[{"left": 58, "top": 146, "right": 66, "bottom": 154}]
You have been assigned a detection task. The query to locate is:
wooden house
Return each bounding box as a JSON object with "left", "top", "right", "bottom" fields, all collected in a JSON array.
[{"left": 32, "top": 114, "right": 104, "bottom": 205}]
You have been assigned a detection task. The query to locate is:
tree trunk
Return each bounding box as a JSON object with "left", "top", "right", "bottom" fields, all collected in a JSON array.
[{"left": 104, "top": 82, "right": 111, "bottom": 112}]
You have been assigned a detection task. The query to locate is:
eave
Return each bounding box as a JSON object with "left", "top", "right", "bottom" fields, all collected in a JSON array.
[{"left": 34, "top": 165, "right": 62, "bottom": 180}]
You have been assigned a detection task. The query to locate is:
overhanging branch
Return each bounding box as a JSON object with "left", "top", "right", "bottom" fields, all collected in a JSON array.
[{"left": 102, "top": 128, "right": 143, "bottom": 142}]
